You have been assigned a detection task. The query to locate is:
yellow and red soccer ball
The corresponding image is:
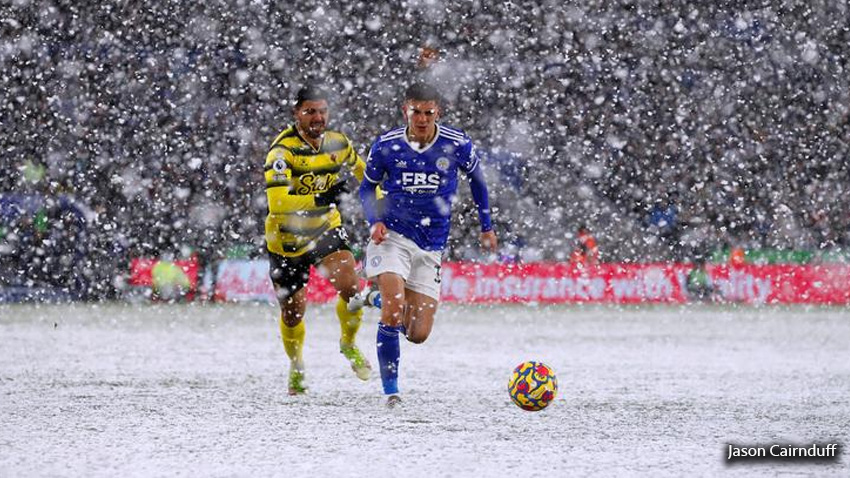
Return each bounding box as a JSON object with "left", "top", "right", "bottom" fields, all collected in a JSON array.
[{"left": 508, "top": 361, "right": 558, "bottom": 411}]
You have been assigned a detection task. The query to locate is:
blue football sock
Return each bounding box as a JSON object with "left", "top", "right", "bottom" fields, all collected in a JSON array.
[
  {"left": 367, "top": 290, "right": 382, "bottom": 308},
  {"left": 377, "top": 323, "right": 401, "bottom": 395}
]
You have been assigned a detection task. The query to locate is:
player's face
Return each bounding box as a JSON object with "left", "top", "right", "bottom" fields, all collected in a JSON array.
[
  {"left": 403, "top": 100, "right": 440, "bottom": 143},
  {"left": 294, "top": 99, "right": 329, "bottom": 139}
]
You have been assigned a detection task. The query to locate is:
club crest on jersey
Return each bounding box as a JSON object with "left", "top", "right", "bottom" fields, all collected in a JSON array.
[
  {"left": 436, "top": 157, "right": 450, "bottom": 171},
  {"left": 272, "top": 159, "right": 287, "bottom": 173}
]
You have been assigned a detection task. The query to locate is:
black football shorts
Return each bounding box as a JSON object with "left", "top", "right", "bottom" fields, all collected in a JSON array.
[{"left": 268, "top": 227, "right": 352, "bottom": 300}]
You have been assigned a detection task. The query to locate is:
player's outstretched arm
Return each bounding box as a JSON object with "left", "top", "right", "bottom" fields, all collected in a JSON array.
[
  {"left": 344, "top": 138, "right": 367, "bottom": 184},
  {"left": 358, "top": 176, "right": 387, "bottom": 244},
  {"left": 467, "top": 164, "right": 496, "bottom": 253}
]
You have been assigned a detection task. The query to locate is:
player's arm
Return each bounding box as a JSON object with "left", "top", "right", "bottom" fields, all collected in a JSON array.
[
  {"left": 343, "top": 137, "right": 367, "bottom": 183},
  {"left": 463, "top": 142, "right": 497, "bottom": 253},
  {"left": 343, "top": 134, "right": 385, "bottom": 202},
  {"left": 358, "top": 142, "right": 388, "bottom": 243},
  {"left": 359, "top": 180, "right": 388, "bottom": 244},
  {"left": 469, "top": 166, "right": 497, "bottom": 253}
]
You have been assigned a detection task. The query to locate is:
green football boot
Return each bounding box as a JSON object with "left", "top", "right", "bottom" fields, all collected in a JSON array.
[
  {"left": 288, "top": 366, "right": 307, "bottom": 395},
  {"left": 340, "top": 343, "right": 372, "bottom": 381}
]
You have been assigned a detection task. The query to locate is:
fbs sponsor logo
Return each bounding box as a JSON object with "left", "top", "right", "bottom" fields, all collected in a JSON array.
[{"left": 401, "top": 171, "right": 439, "bottom": 193}]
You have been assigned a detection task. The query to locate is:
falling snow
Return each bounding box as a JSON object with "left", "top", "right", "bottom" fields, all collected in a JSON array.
[
  {"left": 1, "top": 2, "right": 849, "bottom": 475},
  {"left": 2, "top": 2, "right": 849, "bottom": 298}
]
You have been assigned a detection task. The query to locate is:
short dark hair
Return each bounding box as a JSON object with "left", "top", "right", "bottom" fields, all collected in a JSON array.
[
  {"left": 404, "top": 83, "right": 441, "bottom": 103},
  {"left": 294, "top": 86, "right": 329, "bottom": 108}
]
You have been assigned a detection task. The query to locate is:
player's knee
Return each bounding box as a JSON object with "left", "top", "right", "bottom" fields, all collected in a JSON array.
[
  {"left": 381, "top": 311, "right": 404, "bottom": 328},
  {"left": 328, "top": 273, "right": 359, "bottom": 299},
  {"left": 281, "top": 315, "right": 302, "bottom": 328},
  {"left": 337, "top": 280, "right": 360, "bottom": 301},
  {"left": 281, "top": 302, "right": 305, "bottom": 327},
  {"left": 405, "top": 331, "right": 429, "bottom": 344}
]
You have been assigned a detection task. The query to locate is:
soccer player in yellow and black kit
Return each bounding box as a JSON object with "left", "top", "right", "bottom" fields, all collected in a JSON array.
[{"left": 264, "top": 85, "right": 371, "bottom": 395}]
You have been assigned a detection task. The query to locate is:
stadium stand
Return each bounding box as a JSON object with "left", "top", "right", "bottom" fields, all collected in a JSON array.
[{"left": 2, "top": 1, "right": 848, "bottom": 298}]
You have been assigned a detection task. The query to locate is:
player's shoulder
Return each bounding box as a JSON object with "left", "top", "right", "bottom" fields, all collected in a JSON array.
[
  {"left": 437, "top": 124, "right": 471, "bottom": 145},
  {"left": 375, "top": 126, "right": 407, "bottom": 144},
  {"left": 268, "top": 125, "right": 299, "bottom": 150},
  {"left": 323, "top": 130, "right": 352, "bottom": 150}
]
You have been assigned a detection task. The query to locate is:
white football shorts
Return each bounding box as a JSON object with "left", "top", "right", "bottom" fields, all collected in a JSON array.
[{"left": 364, "top": 230, "right": 443, "bottom": 300}]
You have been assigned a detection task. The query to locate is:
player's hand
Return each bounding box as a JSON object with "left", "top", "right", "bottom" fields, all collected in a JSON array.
[
  {"left": 371, "top": 222, "right": 388, "bottom": 245},
  {"left": 480, "top": 229, "right": 498, "bottom": 254},
  {"left": 315, "top": 181, "right": 348, "bottom": 207}
]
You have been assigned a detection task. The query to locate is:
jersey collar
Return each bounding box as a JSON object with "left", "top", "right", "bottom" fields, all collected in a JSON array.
[
  {"left": 294, "top": 124, "right": 324, "bottom": 153},
  {"left": 403, "top": 124, "right": 440, "bottom": 153}
]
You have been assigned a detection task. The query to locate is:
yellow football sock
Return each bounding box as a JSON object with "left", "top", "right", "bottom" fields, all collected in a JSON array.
[
  {"left": 336, "top": 296, "right": 363, "bottom": 347},
  {"left": 280, "top": 318, "right": 305, "bottom": 366}
]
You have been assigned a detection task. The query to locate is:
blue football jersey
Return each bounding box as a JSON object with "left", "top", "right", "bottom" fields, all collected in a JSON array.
[{"left": 363, "top": 124, "right": 481, "bottom": 251}]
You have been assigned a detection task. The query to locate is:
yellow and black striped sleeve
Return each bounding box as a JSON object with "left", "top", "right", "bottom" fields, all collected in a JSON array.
[
  {"left": 334, "top": 133, "right": 366, "bottom": 183},
  {"left": 346, "top": 140, "right": 366, "bottom": 183}
]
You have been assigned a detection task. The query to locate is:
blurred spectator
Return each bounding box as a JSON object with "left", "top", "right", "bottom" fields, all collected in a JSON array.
[
  {"left": 686, "top": 258, "right": 716, "bottom": 302},
  {"left": 729, "top": 247, "right": 747, "bottom": 267},
  {"left": 570, "top": 224, "right": 599, "bottom": 267},
  {"left": 151, "top": 257, "right": 192, "bottom": 302},
  {"left": 647, "top": 196, "right": 679, "bottom": 241},
  {"left": 417, "top": 45, "right": 440, "bottom": 69},
  {"left": 1, "top": 1, "right": 849, "bottom": 300}
]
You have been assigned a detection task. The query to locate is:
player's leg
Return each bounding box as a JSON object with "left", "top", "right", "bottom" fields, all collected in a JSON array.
[
  {"left": 364, "top": 231, "right": 412, "bottom": 404},
  {"left": 318, "top": 249, "right": 359, "bottom": 302},
  {"left": 318, "top": 245, "right": 371, "bottom": 380},
  {"left": 402, "top": 248, "right": 442, "bottom": 344},
  {"left": 347, "top": 286, "right": 382, "bottom": 312},
  {"left": 402, "top": 289, "right": 438, "bottom": 344},
  {"left": 277, "top": 287, "right": 308, "bottom": 395},
  {"left": 377, "top": 272, "right": 406, "bottom": 327},
  {"left": 347, "top": 255, "right": 382, "bottom": 312},
  {"left": 280, "top": 289, "right": 307, "bottom": 395},
  {"left": 375, "top": 272, "right": 406, "bottom": 401},
  {"left": 269, "top": 252, "right": 311, "bottom": 395}
]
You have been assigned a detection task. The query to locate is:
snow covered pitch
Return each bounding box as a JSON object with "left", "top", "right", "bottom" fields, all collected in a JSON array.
[{"left": 1, "top": 303, "right": 847, "bottom": 476}]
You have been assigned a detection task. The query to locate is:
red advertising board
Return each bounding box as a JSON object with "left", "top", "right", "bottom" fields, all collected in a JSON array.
[
  {"left": 211, "top": 261, "right": 850, "bottom": 305},
  {"left": 439, "top": 263, "right": 850, "bottom": 305},
  {"left": 128, "top": 257, "right": 200, "bottom": 299},
  {"left": 213, "top": 260, "right": 359, "bottom": 303}
]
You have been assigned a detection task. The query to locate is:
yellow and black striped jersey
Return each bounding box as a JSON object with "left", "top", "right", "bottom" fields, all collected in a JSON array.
[{"left": 263, "top": 125, "right": 365, "bottom": 257}]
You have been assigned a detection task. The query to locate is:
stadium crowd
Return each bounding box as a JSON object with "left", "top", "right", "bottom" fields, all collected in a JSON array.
[{"left": 2, "top": 0, "right": 849, "bottom": 297}]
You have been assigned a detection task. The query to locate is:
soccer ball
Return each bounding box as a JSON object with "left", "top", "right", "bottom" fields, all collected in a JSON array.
[{"left": 508, "top": 361, "right": 558, "bottom": 411}]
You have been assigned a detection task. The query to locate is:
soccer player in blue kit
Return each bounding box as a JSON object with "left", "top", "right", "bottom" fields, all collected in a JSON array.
[{"left": 358, "top": 83, "right": 498, "bottom": 407}]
